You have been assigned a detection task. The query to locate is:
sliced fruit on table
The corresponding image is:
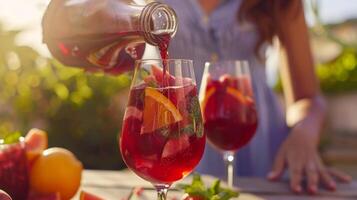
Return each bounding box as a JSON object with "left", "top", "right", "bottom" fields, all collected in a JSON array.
[
  {"left": 24, "top": 128, "right": 48, "bottom": 163},
  {"left": 27, "top": 192, "right": 61, "bottom": 200},
  {"left": 141, "top": 87, "right": 183, "bottom": 134},
  {"left": 80, "top": 191, "right": 104, "bottom": 200},
  {"left": 0, "top": 190, "right": 12, "bottom": 200},
  {"left": 30, "top": 147, "right": 83, "bottom": 200}
]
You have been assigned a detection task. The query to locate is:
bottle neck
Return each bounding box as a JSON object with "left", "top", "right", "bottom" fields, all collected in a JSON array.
[{"left": 140, "top": 2, "right": 178, "bottom": 45}]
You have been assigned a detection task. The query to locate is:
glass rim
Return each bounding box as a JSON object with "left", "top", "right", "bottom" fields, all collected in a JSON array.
[
  {"left": 135, "top": 59, "right": 193, "bottom": 64},
  {"left": 204, "top": 59, "right": 249, "bottom": 65}
]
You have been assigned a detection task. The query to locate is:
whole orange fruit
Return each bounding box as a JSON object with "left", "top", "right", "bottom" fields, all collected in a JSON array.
[{"left": 29, "top": 147, "right": 83, "bottom": 200}]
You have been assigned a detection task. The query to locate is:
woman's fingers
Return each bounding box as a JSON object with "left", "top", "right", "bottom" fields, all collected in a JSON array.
[
  {"left": 306, "top": 162, "right": 319, "bottom": 194},
  {"left": 267, "top": 148, "right": 286, "bottom": 181},
  {"left": 289, "top": 164, "right": 303, "bottom": 193},
  {"left": 317, "top": 159, "right": 337, "bottom": 191},
  {"left": 328, "top": 168, "right": 352, "bottom": 183}
]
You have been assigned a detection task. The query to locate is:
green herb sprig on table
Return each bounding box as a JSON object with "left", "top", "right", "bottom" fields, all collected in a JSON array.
[
  {"left": 0, "top": 132, "right": 22, "bottom": 145},
  {"left": 177, "top": 174, "right": 239, "bottom": 200}
]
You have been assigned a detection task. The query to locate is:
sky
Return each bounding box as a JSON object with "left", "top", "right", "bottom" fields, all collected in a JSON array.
[{"left": 0, "top": 0, "right": 356, "bottom": 56}]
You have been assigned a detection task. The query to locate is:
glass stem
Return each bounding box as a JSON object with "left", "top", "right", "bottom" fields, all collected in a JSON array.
[
  {"left": 155, "top": 184, "right": 169, "bottom": 200},
  {"left": 224, "top": 151, "right": 235, "bottom": 188}
]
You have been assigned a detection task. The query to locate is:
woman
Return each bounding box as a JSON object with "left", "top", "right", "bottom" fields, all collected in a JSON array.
[
  {"left": 42, "top": 0, "right": 351, "bottom": 194},
  {"left": 162, "top": 0, "right": 351, "bottom": 194}
]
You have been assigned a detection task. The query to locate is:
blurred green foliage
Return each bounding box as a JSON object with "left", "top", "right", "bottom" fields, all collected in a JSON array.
[
  {"left": 317, "top": 48, "right": 357, "bottom": 94},
  {"left": 0, "top": 24, "right": 131, "bottom": 169},
  {"left": 275, "top": 48, "right": 357, "bottom": 94},
  {"left": 275, "top": 1, "right": 357, "bottom": 94}
]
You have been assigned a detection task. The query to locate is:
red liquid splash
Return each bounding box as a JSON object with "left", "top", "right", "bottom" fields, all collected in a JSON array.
[
  {"left": 0, "top": 142, "right": 29, "bottom": 200},
  {"left": 120, "top": 84, "right": 205, "bottom": 184},
  {"left": 203, "top": 76, "right": 258, "bottom": 151}
]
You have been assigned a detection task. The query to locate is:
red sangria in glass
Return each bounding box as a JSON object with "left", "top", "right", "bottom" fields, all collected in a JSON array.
[
  {"left": 199, "top": 60, "right": 258, "bottom": 187},
  {"left": 120, "top": 59, "right": 205, "bottom": 199}
]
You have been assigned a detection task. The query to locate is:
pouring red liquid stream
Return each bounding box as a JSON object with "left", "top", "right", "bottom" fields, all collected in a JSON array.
[{"left": 156, "top": 34, "right": 171, "bottom": 87}]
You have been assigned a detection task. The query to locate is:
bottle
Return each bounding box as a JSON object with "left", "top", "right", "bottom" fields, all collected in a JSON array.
[{"left": 42, "top": 0, "right": 178, "bottom": 74}]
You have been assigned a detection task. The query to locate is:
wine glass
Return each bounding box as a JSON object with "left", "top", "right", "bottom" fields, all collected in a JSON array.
[
  {"left": 120, "top": 59, "right": 206, "bottom": 199},
  {"left": 199, "top": 60, "right": 258, "bottom": 187}
]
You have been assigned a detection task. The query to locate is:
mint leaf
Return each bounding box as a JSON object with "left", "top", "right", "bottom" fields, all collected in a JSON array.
[
  {"left": 178, "top": 174, "right": 210, "bottom": 199},
  {"left": 213, "top": 189, "right": 239, "bottom": 200},
  {"left": 158, "top": 125, "right": 170, "bottom": 138},
  {"left": 177, "top": 174, "right": 239, "bottom": 200},
  {"left": 181, "top": 125, "right": 195, "bottom": 136},
  {"left": 139, "top": 68, "right": 150, "bottom": 79},
  {"left": 209, "top": 180, "right": 221, "bottom": 195},
  {"left": 147, "top": 80, "right": 159, "bottom": 88},
  {"left": 189, "top": 96, "right": 204, "bottom": 138},
  {"left": 2, "top": 131, "right": 22, "bottom": 144}
]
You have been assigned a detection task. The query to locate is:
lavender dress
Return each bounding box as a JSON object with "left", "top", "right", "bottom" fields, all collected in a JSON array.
[{"left": 162, "top": 0, "right": 289, "bottom": 178}]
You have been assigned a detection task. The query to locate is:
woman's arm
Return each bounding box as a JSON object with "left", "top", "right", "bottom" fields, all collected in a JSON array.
[
  {"left": 268, "top": 0, "right": 351, "bottom": 194},
  {"left": 278, "top": 0, "right": 325, "bottom": 126}
]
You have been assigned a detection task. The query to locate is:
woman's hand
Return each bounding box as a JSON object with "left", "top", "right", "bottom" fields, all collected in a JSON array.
[{"left": 267, "top": 119, "right": 352, "bottom": 194}]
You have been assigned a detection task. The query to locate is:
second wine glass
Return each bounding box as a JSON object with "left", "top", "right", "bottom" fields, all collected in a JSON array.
[{"left": 199, "top": 60, "right": 258, "bottom": 187}]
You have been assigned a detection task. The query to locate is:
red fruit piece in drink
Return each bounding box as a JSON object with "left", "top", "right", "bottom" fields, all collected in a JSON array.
[
  {"left": 151, "top": 65, "right": 175, "bottom": 86},
  {"left": 220, "top": 74, "right": 253, "bottom": 97},
  {"left": 161, "top": 134, "right": 189, "bottom": 158},
  {"left": 124, "top": 106, "right": 142, "bottom": 121}
]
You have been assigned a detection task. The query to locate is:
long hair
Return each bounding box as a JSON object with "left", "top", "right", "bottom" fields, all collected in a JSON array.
[{"left": 239, "top": 0, "right": 300, "bottom": 55}]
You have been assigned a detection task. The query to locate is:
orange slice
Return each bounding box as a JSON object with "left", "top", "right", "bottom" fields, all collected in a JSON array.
[
  {"left": 226, "top": 87, "right": 247, "bottom": 104},
  {"left": 201, "top": 87, "right": 247, "bottom": 111},
  {"left": 200, "top": 87, "right": 216, "bottom": 111},
  {"left": 141, "top": 87, "right": 183, "bottom": 134}
]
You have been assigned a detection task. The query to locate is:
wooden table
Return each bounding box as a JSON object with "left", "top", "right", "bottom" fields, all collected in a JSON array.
[{"left": 74, "top": 170, "right": 357, "bottom": 200}]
